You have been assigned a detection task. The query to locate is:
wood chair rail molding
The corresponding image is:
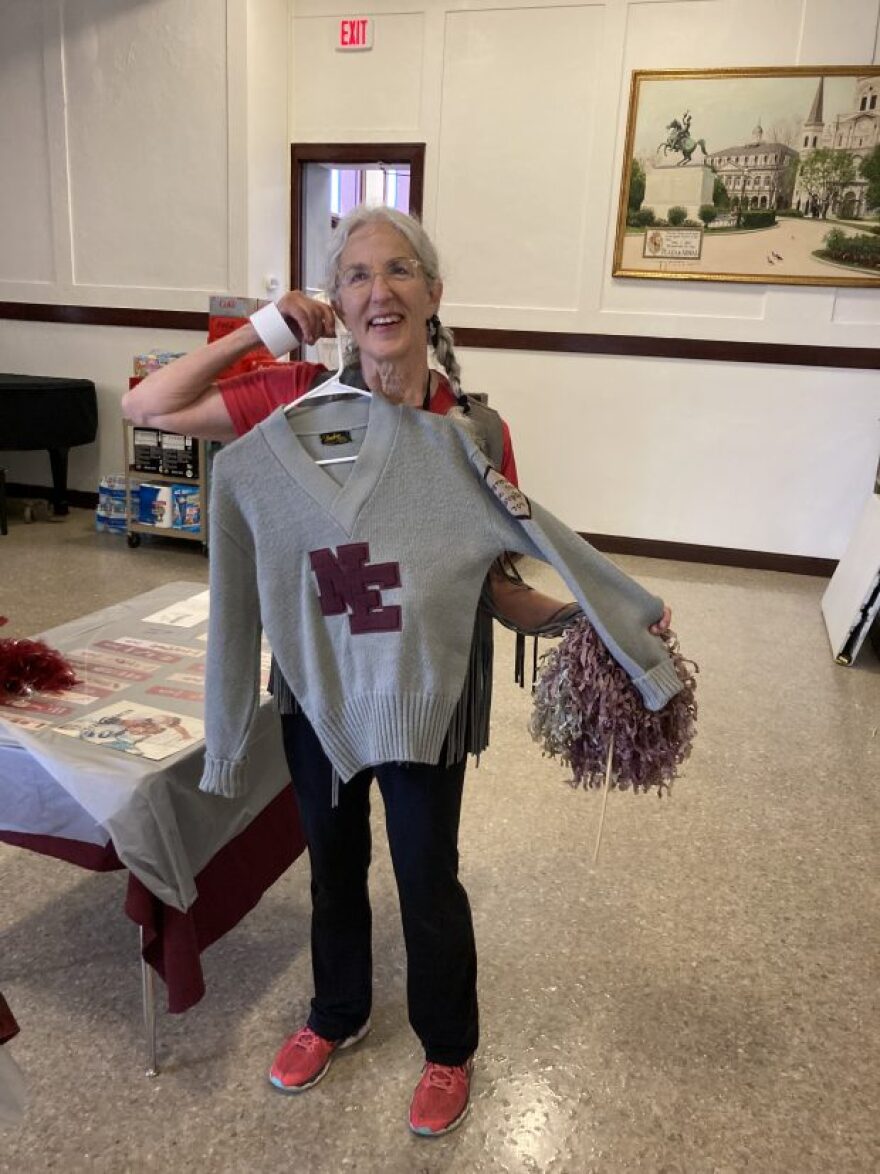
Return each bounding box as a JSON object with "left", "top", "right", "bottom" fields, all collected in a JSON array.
[
  {"left": 0, "top": 479, "right": 840, "bottom": 577},
  {"left": 0, "top": 303, "right": 876, "bottom": 370}
]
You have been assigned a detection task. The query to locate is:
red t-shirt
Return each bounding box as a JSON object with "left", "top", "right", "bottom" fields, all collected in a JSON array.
[{"left": 218, "top": 362, "right": 519, "bottom": 485}]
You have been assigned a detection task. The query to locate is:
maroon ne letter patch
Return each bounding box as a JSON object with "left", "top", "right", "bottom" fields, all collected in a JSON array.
[{"left": 309, "top": 543, "right": 402, "bottom": 634}]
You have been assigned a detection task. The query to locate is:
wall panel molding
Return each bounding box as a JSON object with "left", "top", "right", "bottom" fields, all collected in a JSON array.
[
  {"left": 582, "top": 530, "right": 836, "bottom": 578},
  {"left": 1, "top": 302, "right": 876, "bottom": 369},
  {"left": 0, "top": 0, "right": 245, "bottom": 308},
  {"left": 452, "top": 327, "right": 880, "bottom": 369},
  {"left": 1, "top": 478, "right": 839, "bottom": 577},
  {"left": 0, "top": 302, "right": 207, "bottom": 331}
]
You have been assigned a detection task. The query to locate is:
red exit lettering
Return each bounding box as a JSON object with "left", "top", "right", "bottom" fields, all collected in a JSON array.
[{"left": 338, "top": 18, "right": 372, "bottom": 50}]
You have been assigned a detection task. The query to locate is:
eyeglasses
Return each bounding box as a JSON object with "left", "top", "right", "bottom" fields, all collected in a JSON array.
[{"left": 338, "top": 257, "right": 423, "bottom": 290}]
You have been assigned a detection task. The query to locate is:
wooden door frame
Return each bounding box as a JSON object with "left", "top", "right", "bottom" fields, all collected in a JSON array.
[{"left": 289, "top": 143, "right": 426, "bottom": 291}]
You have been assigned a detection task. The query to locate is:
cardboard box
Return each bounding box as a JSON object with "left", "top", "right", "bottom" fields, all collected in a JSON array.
[
  {"left": 208, "top": 294, "right": 281, "bottom": 379},
  {"left": 160, "top": 432, "right": 199, "bottom": 479},
  {"left": 138, "top": 484, "right": 173, "bottom": 528},
  {"left": 132, "top": 428, "right": 163, "bottom": 473},
  {"left": 133, "top": 351, "right": 186, "bottom": 378},
  {"left": 171, "top": 485, "right": 201, "bottom": 532}
]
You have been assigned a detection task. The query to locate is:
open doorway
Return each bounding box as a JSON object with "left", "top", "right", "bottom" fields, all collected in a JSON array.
[
  {"left": 290, "top": 143, "right": 425, "bottom": 300},
  {"left": 290, "top": 143, "right": 425, "bottom": 365}
]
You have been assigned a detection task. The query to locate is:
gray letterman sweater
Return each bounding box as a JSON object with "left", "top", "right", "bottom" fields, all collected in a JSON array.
[{"left": 199, "top": 391, "right": 681, "bottom": 797}]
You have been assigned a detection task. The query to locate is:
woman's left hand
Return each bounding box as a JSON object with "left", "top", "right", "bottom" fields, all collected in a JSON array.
[{"left": 649, "top": 604, "right": 672, "bottom": 635}]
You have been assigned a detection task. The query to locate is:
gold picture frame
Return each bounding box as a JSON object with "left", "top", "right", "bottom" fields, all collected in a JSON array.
[{"left": 612, "top": 67, "right": 880, "bottom": 286}]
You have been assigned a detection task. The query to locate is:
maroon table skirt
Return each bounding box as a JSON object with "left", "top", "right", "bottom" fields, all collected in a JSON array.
[
  {"left": 1, "top": 785, "right": 306, "bottom": 1013},
  {"left": 0, "top": 993, "right": 18, "bottom": 1044}
]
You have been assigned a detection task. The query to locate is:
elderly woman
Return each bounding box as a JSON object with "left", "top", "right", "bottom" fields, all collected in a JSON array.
[{"left": 123, "top": 205, "right": 670, "bottom": 1136}]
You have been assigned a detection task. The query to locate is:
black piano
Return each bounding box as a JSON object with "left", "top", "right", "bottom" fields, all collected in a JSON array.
[{"left": 0, "top": 373, "right": 98, "bottom": 517}]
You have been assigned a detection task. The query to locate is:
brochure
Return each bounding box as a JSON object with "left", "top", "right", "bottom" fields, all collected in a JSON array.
[{"left": 54, "top": 701, "right": 204, "bottom": 762}]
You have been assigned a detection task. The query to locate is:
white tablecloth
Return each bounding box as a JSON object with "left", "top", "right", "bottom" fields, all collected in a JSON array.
[{"left": 0, "top": 582, "right": 290, "bottom": 911}]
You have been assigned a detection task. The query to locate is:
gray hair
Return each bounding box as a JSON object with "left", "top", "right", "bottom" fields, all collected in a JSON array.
[{"left": 325, "top": 204, "right": 463, "bottom": 394}]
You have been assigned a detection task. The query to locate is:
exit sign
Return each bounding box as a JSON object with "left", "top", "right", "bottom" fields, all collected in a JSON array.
[{"left": 337, "top": 17, "right": 373, "bottom": 51}]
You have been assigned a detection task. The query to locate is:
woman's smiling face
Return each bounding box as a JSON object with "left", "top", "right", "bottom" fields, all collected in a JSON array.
[{"left": 334, "top": 222, "right": 442, "bottom": 373}]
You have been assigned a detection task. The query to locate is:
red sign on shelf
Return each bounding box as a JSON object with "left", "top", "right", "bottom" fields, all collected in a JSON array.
[{"left": 337, "top": 17, "right": 373, "bottom": 51}]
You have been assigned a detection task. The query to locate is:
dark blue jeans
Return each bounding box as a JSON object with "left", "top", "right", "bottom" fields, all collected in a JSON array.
[{"left": 281, "top": 712, "right": 479, "bottom": 1066}]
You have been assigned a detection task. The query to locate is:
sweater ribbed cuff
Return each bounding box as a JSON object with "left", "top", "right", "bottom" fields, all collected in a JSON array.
[
  {"left": 633, "top": 658, "right": 684, "bottom": 712},
  {"left": 199, "top": 755, "right": 248, "bottom": 798}
]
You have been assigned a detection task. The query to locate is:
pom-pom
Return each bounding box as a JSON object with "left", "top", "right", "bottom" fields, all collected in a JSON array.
[
  {"left": 530, "top": 617, "right": 698, "bottom": 796},
  {"left": 0, "top": 618, "right": 79, "bottom": 697}
]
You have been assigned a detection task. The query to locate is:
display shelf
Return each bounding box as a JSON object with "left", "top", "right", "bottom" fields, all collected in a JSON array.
[
  {"left": 124, "top": 468, "right": 199, "bottom": 484},
  {"left": 126, "top": 520, "right": 204, "bottom": 545},
  {"left": 122, "top": 420, "right": 210, "bottom": 553}
]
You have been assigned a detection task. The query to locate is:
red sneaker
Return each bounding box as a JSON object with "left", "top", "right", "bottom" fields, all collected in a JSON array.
[
  {"left": 408, "top": 1058, "right": 474, "bottom": 1136},
  {"left": 268, "top": 1020, "right": 370, "bottom": 1093}
]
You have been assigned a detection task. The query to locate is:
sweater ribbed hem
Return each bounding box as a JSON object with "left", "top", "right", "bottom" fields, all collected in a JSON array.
[
  {"left": 199, "top": 755, "right": 249, "bottom": 798},
  {"left": 633, "top": 658, "right": 683, "bottom": 711},
  {"left": 310, "top": 692, "right": 460, "bottom": 782}
]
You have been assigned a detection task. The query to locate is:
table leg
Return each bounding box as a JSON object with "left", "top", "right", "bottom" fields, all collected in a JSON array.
[
  {"left": 47, "top": 447, "right": 70, "bottom": 516},
  {"left": 139, "top": 928, "right": 159, "bottom": 1077}
]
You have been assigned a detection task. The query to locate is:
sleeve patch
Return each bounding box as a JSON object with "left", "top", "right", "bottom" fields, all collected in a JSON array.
[{"left": 484, "top": 466, "right": 531, "bottom": 519}]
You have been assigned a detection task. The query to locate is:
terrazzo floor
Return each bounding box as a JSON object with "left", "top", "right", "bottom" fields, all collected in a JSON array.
[{"left": 1, "top": 507, "right": 878, "bottom": 1173}]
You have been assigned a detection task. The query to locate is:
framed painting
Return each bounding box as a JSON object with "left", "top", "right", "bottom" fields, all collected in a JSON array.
[{"left": 612, "top": 67, "right": 880, "bottom": 286}]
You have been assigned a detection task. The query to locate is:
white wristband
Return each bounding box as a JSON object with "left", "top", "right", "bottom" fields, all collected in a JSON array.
[{"left": 249, "top": 302, "right": 299, "bottom": 357}]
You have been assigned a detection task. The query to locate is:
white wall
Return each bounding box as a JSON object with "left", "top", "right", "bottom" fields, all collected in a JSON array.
[
  {"left": 0, "top": 319, "right": 207, "bottom": 493},
  {"left": 1, "top": 0, "right": 878, "bottom": 559},
  {"left": 0, "top": 0, "right": 245, "bottom": 309},
  {"left": 0, "top": 0, "right": 287, "bottom": 487},
  {"left": 292, "top": 0, "right": 880, "bottom": 557}
]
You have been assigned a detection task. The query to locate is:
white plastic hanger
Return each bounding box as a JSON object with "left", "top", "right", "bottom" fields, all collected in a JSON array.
[{"left": 284, "top": 290, "right": 370, "bottom": 465}]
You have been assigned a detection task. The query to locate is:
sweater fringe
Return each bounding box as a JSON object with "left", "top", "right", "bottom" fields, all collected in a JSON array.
[
  {"left": 269, "top": 608, "right": 495, "bottom": 774},
  {"left": 445, "top": 604, "right": 494, "bottom": 767},
  {"left": 269, "top": 658, "right": 302, "bottom": 715}
]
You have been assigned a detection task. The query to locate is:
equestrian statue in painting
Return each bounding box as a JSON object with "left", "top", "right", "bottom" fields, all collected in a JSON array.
[{"left": 658, "top": 111, "right": 709, "bottom": 165}]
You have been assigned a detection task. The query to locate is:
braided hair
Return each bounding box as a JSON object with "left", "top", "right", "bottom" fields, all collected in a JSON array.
[
  {"left": 428, "top": 314, "right": 463, "bottom": 397},
  {"left": 325, "top": 205, "right": 467, "bottom": 406}
]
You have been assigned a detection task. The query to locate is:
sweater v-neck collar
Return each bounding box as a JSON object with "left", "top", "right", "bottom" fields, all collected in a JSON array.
[{"left": 260, "top": 389, "right": 403, "bottom": 536}]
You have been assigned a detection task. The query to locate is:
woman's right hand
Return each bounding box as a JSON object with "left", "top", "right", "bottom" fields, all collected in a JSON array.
[{"left": 275, "top": 291, "right": 338, "bottom": 347}]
